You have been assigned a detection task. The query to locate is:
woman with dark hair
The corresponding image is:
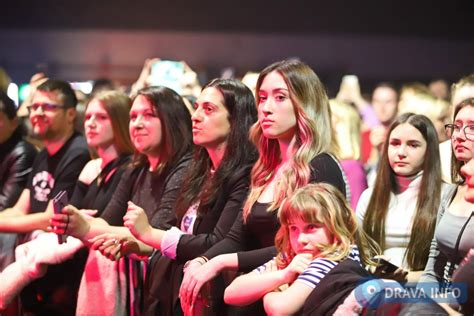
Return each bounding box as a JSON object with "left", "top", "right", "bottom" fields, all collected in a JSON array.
[
  {"left": 50, "top": 86, "right": 193, "bottom": 315},
  {"left": 357, "top": 113, "right": 443, "bottom": 280},
  {"left": 92, "top": 78, "right": 258, "bottom": 315},
  {"left": 180, "top": 60, "right": 347, "bottom": 314},
  {"left": 419, "top": 97, "right": 474, "bottom": 314}
]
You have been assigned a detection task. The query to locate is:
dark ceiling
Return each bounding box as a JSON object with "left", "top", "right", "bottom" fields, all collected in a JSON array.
[{"left": 2, "top": 0, "right": 474, "bottom": 38}]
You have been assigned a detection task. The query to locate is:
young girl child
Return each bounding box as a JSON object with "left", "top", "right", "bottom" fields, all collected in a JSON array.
[
  {"left": 357, "top": 113, "right": 443, "bottom": 280},
  {"left": 224, "top": 183, "right": 377, "bottom": 315}
]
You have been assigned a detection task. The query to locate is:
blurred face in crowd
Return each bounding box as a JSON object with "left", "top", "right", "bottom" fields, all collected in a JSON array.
[
  {"left": 452, "top": 85, "right": 474, "bottom": 107},
  {"left": 0, "top": 111, "right": 17, "bottom": 144},
  {"left": 84, "top": 98, "right": 114, "bottom": 150},
  {"left": 451, "top": 105, "right": 474, "bottom": 162},
  {"left": 192, "top": 87, "right": 231, "bottom": 151},
  {"left": 29, "top": 90, "right": 75, "bottom": 141},
  {"left": 129, "top": 95, "right": 162, "bottom": 156},
  {"left": 372, "top": 86, "right": 398, "bottom": 125},
  {"left": 429, "top": 80, "right": 449, "bottom": 100},
  {"left": 388, "top": 123, "right": 427, "bottom": 177},
  {"left": 257, "top": 71, "right": 297, "bottom": 143}
]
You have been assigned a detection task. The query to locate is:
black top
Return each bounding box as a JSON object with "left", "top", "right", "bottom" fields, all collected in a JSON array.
[
  {"left": 0, "top": 129, "right": 37, "bottom": 210},
  {"left": 204, "top": 153, "right": 346, "bottom": 272},
  {"left": 27, "top": 132, "right": 90, "bottom": 213},
  {"left": 20, "top": 155, "right": 131, "bottom": 315},
  {"left": 69, "top": 155, "right": 131, "bottom": 216},
  {"left": 101, "top": 153, "right": 191, "bottom": 229},
  {"left": 144, "top": 163, "right": 253, "bottom": 315}
]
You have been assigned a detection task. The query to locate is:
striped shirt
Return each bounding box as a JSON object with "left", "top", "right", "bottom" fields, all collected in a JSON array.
[{"left": 296, "top": 246, "right": 360, "bottom": 289}]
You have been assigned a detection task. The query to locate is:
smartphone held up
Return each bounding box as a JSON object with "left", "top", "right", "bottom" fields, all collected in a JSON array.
[{"left": 53, "top": 190, "right": 68, "bottom": 244}]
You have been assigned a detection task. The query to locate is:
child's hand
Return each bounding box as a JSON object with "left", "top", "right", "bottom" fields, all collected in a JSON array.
[{"left": 282, "top": 253, "right": 313, "bottom": 283}]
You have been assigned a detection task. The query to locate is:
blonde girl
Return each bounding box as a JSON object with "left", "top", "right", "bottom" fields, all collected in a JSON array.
[{"left": 224, "top": 183, "right": 377, "bottom": 315}]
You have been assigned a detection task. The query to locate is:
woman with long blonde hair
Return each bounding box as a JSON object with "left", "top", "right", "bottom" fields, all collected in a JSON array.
[{"left": 180, "top": 59, "right": 348, "bottom": 314}]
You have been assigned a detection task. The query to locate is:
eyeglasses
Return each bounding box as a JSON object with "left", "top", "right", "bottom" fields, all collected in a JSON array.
[
  {"left": 26, "top": 103, "right": 65, "bottom": 113},
  {"left": 445, "top": 123, "right": 474, "bottom": 141}
]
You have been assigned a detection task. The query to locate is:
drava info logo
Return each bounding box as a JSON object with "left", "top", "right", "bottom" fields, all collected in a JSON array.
[{"left": 354, "top": 278, "right": 467, "bottom": 307}]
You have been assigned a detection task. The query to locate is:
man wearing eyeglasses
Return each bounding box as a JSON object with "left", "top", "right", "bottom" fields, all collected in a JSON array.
[{"left": 0, "top": 79, "right": 89, "bottom": 314}]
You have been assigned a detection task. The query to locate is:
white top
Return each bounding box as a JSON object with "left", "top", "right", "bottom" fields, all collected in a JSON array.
[{"left": 356, "top": 174, "right": 423, "bottom": 268}]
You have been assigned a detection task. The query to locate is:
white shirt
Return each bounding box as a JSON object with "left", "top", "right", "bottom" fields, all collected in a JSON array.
[{"left": 356, "top": 174, "right": 423, "bottom": 268}]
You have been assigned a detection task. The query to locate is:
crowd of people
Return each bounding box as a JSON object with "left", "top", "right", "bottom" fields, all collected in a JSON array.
[{"left": 0, "top": 59, "right": 473, "bottom": 315}]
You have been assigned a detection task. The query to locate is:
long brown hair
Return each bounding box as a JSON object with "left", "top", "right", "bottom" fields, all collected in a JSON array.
[{"left": 363, "top": 113, "right": 441, "bottom": 270}]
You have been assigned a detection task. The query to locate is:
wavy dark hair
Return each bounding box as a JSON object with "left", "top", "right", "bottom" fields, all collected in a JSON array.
[
  {"left": 450, "top": 97, "right": 474, "bottom": 184},
  {"left": 132, "top": 86, "right": 192, "bottom": 173},
  {"left": 363, "top": 113, "right": 441, "bottom": 270},
  {"left": 175, "top": 78, "right": 258, "bottom": 219}
]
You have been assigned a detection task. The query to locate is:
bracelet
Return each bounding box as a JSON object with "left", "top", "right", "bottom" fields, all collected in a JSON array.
[{"left": 183, "top": 256, "right": 209, "bottom": 272}]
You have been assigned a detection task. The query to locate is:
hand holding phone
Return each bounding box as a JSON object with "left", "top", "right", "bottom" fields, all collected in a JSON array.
[
  {"left": 338, "top": 75, "right": 361, "bottom": 104},
  {"left": 373, "top": 257, "right": 399, "bottom": 274},
  {"left": 53, "top": 190, "right": 68, "bottom": 244},
  {"left": 148, "top": 60, "right": 185, "bottom": 94}
]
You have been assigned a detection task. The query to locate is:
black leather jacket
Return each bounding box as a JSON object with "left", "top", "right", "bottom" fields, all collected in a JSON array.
[{"left": 0, "top": 129, "right": 37, "bottom": 210}]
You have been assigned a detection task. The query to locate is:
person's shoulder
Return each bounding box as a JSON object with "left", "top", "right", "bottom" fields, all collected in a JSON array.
[
  {"left": 440, "top": 183, "right": 457, "bottom": 200},
  {"left": 310, "top": 152, "right": 339, "bottom": 168},
  {"left": 10, "top": 139, "right": 37, "bottom": 159},
  {"left": 227, "top": 162, "right": 254, "bottom": 183},
  {"left": 78, "top": 158, "right": 101, "bottom": 185},
  {"left": 67, "top": 133, "right": 89, "bottom": 152},
  {"left": 359, "top": 186, "right": 375, "bottom": 200}
]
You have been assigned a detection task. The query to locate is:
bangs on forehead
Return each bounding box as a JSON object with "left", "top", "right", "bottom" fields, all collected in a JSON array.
[{"left": 279, "top": 195, "right": 324, "bottom": 225}]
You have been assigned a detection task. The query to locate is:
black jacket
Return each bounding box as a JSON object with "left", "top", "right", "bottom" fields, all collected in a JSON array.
[{"left": 0, "top": 129, "right": 37, "bottom": 210}]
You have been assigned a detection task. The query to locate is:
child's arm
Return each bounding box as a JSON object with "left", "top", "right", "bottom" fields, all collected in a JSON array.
[
  {"left": 263, "top": 257, "right": 336, "bottom": 315},
  {"left": 263, "top": 282, "right": 313, "bottom": 316},
  {"left": 224, "top": 253, "right": 312, "bottom": 306}
]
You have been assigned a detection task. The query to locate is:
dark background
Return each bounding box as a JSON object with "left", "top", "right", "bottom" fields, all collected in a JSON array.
[{"left": 1, "top": 0, "right": 473, "bottom": 94}]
